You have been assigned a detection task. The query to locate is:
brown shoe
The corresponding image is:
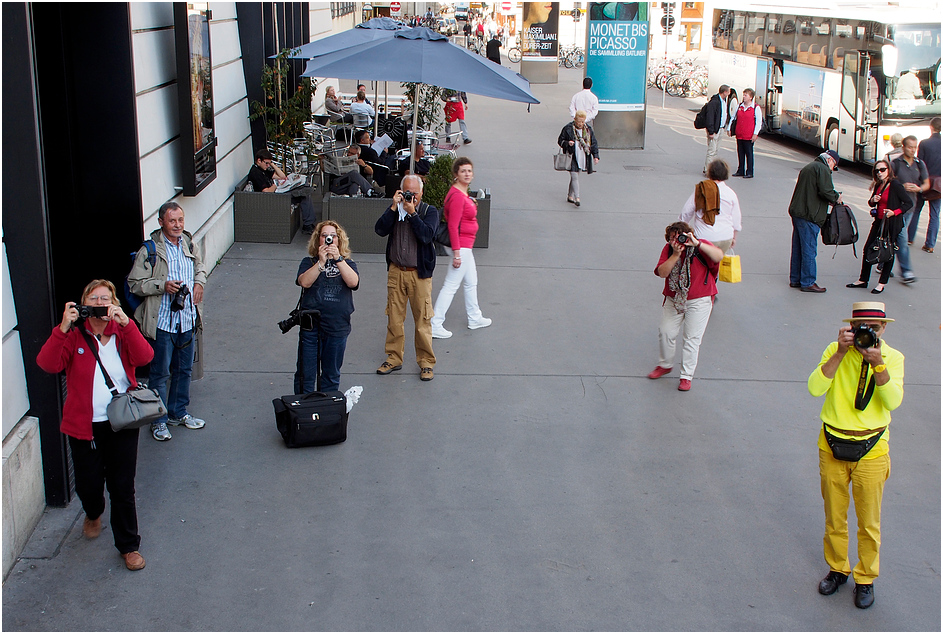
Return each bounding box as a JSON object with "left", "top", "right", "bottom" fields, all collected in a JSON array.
[
  {"left": 800, "top": 283, "right": 827, "bottom": 293},
  {"left": 923, "top": 245, "right": 934, "bottom": 253},
  {"left": 121, "top": 551, "right": 146, "bottom": 571},
  {"left": 420, "top": 367, "right": 434, "bottom": 381},
  {"left": 376, "top": 361, "right": 403, "bottom": 375},
  {"left": 83, "top": 516, "right": 102, "bottom": 539}
]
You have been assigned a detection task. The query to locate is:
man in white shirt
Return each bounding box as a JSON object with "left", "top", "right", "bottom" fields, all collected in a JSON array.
[
  {"left": 569, "top": 77, "right": 599, "bottom": 125},
  {"left": 349, "top": 90, "right": 375, "bottom": 127}
]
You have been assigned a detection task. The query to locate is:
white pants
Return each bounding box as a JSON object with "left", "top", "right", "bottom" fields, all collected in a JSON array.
[
  {"left": 657, "top": 295, "right": 713, "bottom": 380},
  {"left": 432, "top": 248, "right": 483, "bottom": 328}
]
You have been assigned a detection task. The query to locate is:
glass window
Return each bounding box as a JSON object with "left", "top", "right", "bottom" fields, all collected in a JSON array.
[
  {"left": 841, "top": 52, "right": 859, "bottom": 117},
  {"left": 731, "top": 11, "right": 746, "bottom": 51},
  {"left": 883, "top": 23, "right": 942, "bottom": 119},
  {"left": 746, "top": 12, "right": 765, "bottom": 55},
  {"left": 768, "top": 14, "right": 795, "bottom": 59},
  {"left": 712, "top": 9, "right": 733, "bottom": 49}
]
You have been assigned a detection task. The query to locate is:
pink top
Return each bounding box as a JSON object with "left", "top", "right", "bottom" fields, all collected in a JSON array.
[{"left": 444, "top": 187, "right": 479, "bottom": 250}]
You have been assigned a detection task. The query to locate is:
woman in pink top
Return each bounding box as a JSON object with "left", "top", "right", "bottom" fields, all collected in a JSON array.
[{"left": 431, "top": 157, "right": 492, "bottom": 339}]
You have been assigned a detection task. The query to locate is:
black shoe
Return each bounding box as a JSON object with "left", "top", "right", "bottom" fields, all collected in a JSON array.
[
  {"left": 854, "top": 583, "right": 874, "bottom": 609},
  {"left": 302, "top": 225, "right": 315, "bottom": 235},
  {"left": 732, "top": 171, "right": 744, "bottom": 177},
  {"left": 463, "top": 138, "right": 472, "bottom": 144},
  {"left": 870, "top": 286, "right": 885, "bottom": 294},
  {"left": 744, "top": 174, "right": 754, "bottom": 178},
  {"left": 789, "top": 282, "right": 801, "bottom": 288},
  {"left": 818, "top": 571, "right": 848, "bottom": 596},
  {"left": 846, "top": 281, "right": 868, "bottom": 288}
]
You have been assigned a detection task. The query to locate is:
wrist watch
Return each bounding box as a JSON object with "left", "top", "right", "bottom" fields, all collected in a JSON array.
[{"left": 872, "top": 364, "right": 887, "bottom": 374}]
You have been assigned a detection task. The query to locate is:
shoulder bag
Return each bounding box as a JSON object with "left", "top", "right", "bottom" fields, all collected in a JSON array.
[
  {"left": 554, "top": 148, "right": 571, "bottom": 171},
  {"left": 863, "top": 217, "right": 897, "bottom": 265},
  {"left": 80, "top": 329, "right": 167, "bottom": 432}
]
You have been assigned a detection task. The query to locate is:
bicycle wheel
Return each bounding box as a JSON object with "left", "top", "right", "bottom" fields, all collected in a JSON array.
[
  {"left": 563, "top": 53, "right": 574, "bottom": 68},
  {"left": 507, "top": 47, "right": 521, "bottom": 63},
  {"left": 574, "top": 52, "right": 584, "bottom": 69},
  {"left": 665, "top": 76, "right": 683, "bottom": 97}
]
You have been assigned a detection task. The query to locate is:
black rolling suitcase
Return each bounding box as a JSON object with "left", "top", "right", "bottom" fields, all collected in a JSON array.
[{"left": 273, "top": 391, "right": 348, "bottom": 448}]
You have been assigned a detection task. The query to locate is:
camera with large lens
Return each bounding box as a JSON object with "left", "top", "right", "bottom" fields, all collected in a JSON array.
[
  {"left": 676, "top": 233, "right": 689, "bottom": 244},
  {"left": 853, "top": 325, "right": 880, "bottom": 349},
  {"left": 76, "top": 305, "right": 110, "bottom": 321},
  {"left": 170, "top": 284, "right": 190, "bottom": 312},
  {"left": 403, "top": 191, "right": 415, "bottom": 203},
  {"left": 277, "top": 309, "right": 320, "bottom": 334}
]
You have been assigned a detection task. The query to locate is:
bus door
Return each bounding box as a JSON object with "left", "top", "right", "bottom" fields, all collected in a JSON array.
[
  {"left": 838, "top": 52, "right": 877, "bottom": 161},
  {"left": 757, "top": 57, "right": 781, "bottom": 131}
]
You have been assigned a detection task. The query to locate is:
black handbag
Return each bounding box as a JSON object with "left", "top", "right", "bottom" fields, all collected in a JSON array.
[
  {"left": 863, "top": 218, "right": 897, "bottom": 265},
  {"left": 80, "top": 329, "right": 167, "bottom": 432},
  {"left": 273, "top": 391, "right": 348, "bottom": 448}
]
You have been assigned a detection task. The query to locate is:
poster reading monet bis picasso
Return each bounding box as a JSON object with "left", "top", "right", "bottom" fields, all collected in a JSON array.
[
  {"left": 586, "top": 2, "right": 650, "bottom": 111},
  {"left": 521, "top": 2, "right": 559, "bottom": 58}
]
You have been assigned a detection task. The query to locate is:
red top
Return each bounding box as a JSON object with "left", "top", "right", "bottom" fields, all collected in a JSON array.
[
  {"left": 874, "top": 184, "right": 894, "bottom": 219},
  {"left": 655, "top": 241, "right": 720, "bottom": 300},
  {"left": 734, "top": 104, "right": 757, "bottom": 140},
  {"left": 444, "top": 187, "right": 479, "bottom": 250},
  {"left": 36, "top": 320, "right": 154, "bottom": 440}
]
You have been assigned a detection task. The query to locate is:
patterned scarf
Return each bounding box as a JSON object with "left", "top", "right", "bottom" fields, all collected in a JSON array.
[
  {"left": 574, "top": 124, "right": 592, "bottom": 155},
  {"left": 666, "top": 248, "right": 695, "bottom": 313}
]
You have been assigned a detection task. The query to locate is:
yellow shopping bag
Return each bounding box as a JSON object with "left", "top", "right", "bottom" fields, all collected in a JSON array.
[{"left": 719, "top": 252, "right": 741, "bottom": 283}]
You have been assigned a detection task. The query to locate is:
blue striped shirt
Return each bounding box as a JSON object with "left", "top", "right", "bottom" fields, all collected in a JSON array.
[{"left": 156, "top": 238, "right": 196, "bottom": 333}]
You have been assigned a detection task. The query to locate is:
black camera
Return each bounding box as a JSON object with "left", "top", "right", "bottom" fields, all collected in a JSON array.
[
  {"left": 324, "top": 234, "right": 334, "bottom": 245},
  {"left": 277, "top": 309, "right": 320, "bottom": 334},
  {"left": 676, "top": 233, "right": 689, "bottom": 244},
  {"left": 403, "top": 191, "right": 415, "bottom": 203},
  {"left": 76, "top": 305, "right": 110, "bottom": 321},
  {"left": 853, "top": 325, "right": 880, "bottom": 349},
  {"left": 170, "top": 284, "right": 190, "bottom": 312}
]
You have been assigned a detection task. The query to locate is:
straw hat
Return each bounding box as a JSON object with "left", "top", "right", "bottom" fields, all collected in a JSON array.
[{"left": 843, "top": 301, "right": 894, "bottom": 323}]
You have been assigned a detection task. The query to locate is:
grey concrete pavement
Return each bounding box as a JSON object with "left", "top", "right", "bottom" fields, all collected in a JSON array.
[{"left": 3, "top": 67, "right": 939, "bottom": 631}]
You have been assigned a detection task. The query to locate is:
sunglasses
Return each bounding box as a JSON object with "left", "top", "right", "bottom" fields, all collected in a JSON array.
[{"left": 875, "top": 167, "right": 888, "bottom": 173}]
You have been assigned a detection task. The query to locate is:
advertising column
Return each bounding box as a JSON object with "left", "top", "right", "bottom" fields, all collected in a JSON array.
[
  {"left": 585, "top": 2, "right": 650, "bottom": 148},
  {"left": 520, "top": 2, "right": 559, "bottom": 84}
]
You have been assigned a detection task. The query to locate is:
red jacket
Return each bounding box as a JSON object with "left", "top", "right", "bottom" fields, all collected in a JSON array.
[
  {"left": 656, "top": 241, "right": 719, "bottom": 301},
  {"left": 36, "top": 320, "right": 154, "bottom": 440}
]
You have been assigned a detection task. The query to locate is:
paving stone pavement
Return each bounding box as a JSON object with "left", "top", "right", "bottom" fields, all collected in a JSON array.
[{"left": 3, "top": 66, "right": 939, "bottom": 632}]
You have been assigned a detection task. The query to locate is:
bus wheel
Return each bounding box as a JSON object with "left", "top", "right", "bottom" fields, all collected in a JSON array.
[{"left": 826, "top": 122, "right": 840, "bottom": 152}]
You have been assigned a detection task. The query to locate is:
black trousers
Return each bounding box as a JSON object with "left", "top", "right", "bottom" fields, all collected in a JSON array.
[
  {"left": 68, "top": 422, "right": 141, "bottom": 554},
  {"left": 860, "top": 218, "right": 895, "bottom": 285}
]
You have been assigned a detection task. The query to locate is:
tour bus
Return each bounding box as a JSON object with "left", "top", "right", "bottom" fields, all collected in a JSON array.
[{"left": 708, "top": 5, "right": 940, "bottom": 164}]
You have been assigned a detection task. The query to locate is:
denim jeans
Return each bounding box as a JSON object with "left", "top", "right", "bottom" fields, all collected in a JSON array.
[
  {"left": 907, "top": 198, "right": 924, "bottom": 243},
  {"left": 294, "top": 327, "right": 348, "bottom": 394},
  {"left": 895, "top": 209, "right": 915, "bottom": 278},
  {"left": 790, "top": 217, "right": 821, "bottom": 287},
  {"left": 149, "top": 328, "right": 194, "bottom": 423},
  {"left": 915, "top": 198, "right": 942, "bottom": 248}
]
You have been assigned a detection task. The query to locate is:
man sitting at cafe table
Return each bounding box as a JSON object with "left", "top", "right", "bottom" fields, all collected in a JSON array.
[
  {"left": 247, "top": 148, "right": 317, "bottom": 234},
  {"left": 357, "top": 129, "right": 392, "bottom": 186},
  {"left": 349, "top": 90, "right": 375, "bottom": 127}
]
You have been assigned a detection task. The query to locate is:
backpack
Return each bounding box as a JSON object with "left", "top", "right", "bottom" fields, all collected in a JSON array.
[
  {"left": 821, "top": 203, "right": 859, "bottom": 258},
  {"left": 693, "top": 101, "right": 709, "bottom": 129},
  {"left": 124, "top": 240, "right": 156, "bottom": 313}
]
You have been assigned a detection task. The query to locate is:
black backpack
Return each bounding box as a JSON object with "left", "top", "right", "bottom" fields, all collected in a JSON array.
[
  {"left": 821, "top": 203, "right": 859, "bottom": 258},
  {"left": 693, "top": 101, "right": 709, "bottom": 129}
]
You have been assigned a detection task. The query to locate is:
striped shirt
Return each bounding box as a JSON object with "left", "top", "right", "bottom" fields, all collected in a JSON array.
[{"left": 156, "top": 238, "right": 196, "bottom": 333}]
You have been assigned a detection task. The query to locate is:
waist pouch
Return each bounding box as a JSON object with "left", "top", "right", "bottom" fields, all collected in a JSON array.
[{"left": 823, "top": 423, "right": 886, "bottom": 462}]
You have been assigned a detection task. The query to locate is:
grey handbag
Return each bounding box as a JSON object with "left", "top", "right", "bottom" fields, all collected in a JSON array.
[
  {"left": 554, "top": 149, "right": 570, "bottom": 171},
  {"left": 80, "top": 329, "right": 167, "bottom": 432}
]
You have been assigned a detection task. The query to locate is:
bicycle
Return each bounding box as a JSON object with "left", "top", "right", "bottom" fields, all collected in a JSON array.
[{"left": 506, "top": 46, "right": 522, "bottom": 63}]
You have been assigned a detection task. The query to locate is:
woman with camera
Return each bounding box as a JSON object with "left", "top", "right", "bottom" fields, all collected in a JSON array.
[
  {"left": 36, "top": 280, "right": 154, "bottom": 571},
  {"left": 678, "top": 159, "right": 742, "bottom": 255},
  {"left": 294, "top": 221, "right": 360, "bottom": 394},
  {"left": 846, "top": 160, "right": 913, "bottom": 294},
  {"left": 431, "top": 157, "right": 492, "bottom": 339},
  {"left": 558, "top": 110, "right": 599, "bottom": 207},
  {"left": 648, "top": 222, "right": 724, "bottom": 391}
]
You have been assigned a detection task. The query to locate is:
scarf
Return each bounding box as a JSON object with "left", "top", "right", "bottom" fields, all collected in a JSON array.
[
  {"left": 574, "top": 124, "right": 592, "bottom": 156},
  {"left": 666, "top": 248, "right": 695, "bottom": 313},
  {"left": 694, "top": 180, "right": 720, "bottom": 226}
]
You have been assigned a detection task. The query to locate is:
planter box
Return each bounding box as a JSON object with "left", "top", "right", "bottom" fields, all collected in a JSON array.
[
  {"left": 322, "top": 189, "right": 490, "bottom": 255},
  {"left": 233, "top": 177, "right": 300, "bottom": 243}
]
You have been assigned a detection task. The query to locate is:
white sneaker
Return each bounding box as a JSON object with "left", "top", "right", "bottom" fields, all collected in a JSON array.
[
  {"left": 168, "top": 414, "right": 205, "bottom": 429},
  {"left": 467, "top": 317, "right": 492, "bottom": 330},
  {"left": 431, "top": 325, "right": 453, "bottom": 339}
]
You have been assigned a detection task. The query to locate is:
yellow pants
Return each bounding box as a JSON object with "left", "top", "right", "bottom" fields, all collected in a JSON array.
[
  {"left": 384, "top": 265, "right": 436, "bottom": 370},
  {"left": 819, "top": 449, "right": 891, "bottom": 584}
]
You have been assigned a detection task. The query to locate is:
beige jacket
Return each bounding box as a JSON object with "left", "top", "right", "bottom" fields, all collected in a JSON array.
[{"left": 128, "top": 228, "right": 206, "bottom": 339}]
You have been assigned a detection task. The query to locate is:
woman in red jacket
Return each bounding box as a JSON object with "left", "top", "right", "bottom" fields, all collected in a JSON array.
[
  {"left": 430, "top": 157, "right": 492, "bottom": 339},
  {"left": 36, "top": 279, "right": 154, "bottom": 571}
]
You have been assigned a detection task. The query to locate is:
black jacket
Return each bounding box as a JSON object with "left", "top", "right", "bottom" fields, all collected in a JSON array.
[
  {"left": 375, "top": 201, "right": 439, "bottom": 279},
  {"left": 868, "top": 178, "right": 913, "bottom": 239},
  {"left": 705, "top": 93, "right": 725, "bottom": 135},
  {"left": 558, "top": 121, "right": 599, "bottom": 173}
]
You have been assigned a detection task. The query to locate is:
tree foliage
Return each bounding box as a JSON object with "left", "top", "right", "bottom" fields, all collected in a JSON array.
[{"left": 250, "top": 48, "right": 315, "bottom": 150}]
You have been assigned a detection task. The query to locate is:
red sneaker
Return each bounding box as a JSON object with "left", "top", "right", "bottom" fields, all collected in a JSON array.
[
  {"left": 647, "top": 366, "right": 671, "bottom": 380},
  {"left": 678, "top": 379, "right": 692, "bottom": 391}
]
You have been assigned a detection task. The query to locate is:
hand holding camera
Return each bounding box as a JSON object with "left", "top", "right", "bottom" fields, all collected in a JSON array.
[{"left": 170, "top": 284, "right": 190, "bottom": 312}]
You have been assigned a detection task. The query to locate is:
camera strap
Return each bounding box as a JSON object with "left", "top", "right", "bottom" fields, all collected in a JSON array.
[
  {"left": 854, "top": 358, "right": 876, "bottom": 411},
  {"left": 79, "top": 328, "right": 120, "bottom": 398}
]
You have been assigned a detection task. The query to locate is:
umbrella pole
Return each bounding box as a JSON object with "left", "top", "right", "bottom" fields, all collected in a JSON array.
[
  {"left": 410, "top": 84, "right": 420, "bottom": 175},
  {"left": 374, "top": 83, "right": 379, "bottom": 138}
]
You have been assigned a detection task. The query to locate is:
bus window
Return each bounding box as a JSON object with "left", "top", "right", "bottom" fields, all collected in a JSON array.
[
  {"left": 731, "top": 11, "right": 746, "bottom": 52},
  {"left": 768, "top": 14, "right": 796, "bottom": 59},
  {"left": 884, "top": 23, "right": 942, "bottom": 119},
  {"left": 746, "top": 13, "right": 765, "bottom": 55},
  {"left": 713, "top": 9, "right": 732, "bottom": 50}
]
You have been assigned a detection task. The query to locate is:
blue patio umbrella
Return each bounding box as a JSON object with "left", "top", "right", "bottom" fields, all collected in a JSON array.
[
  {"left": 279, "top": 17, "right": 406, "bottom": 60},
  {"left": 300, "top": 27, "right": 539, "bottom": 105}
]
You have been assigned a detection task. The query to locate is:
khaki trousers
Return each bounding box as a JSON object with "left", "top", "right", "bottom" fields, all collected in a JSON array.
[
  {"left": 385, "top": 265, "right": 436, "bottom": 369},
  {"left": 704, "top": 133, "right": 723, "bottom": 172},
  {"left": 819, "top": 449, "right": 891, "bottom": 584}
]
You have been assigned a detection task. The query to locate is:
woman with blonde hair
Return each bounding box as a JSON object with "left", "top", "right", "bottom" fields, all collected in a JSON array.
[
  {"left": 294, "top": 220, "right": 360, "bottom": 393},
  {"left": 36, "top": 279, "right": 154, "bottom": 570},
  {"left": 557, "top": 110, "right": 599, "bottom": 207},
  {"left": 431, "top": 157, "right": 492, "bottom": 338}
]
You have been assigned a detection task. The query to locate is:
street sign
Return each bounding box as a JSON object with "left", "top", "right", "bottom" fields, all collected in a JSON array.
[
  {"left": 660, "top": 15, "right": 675, "bottom": 31},
  {"left": 502, "top": 1, "right": 512, "bottom": 12},
  {"left": 390, "top": 1, "right": 401, "bottom": 15}
]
